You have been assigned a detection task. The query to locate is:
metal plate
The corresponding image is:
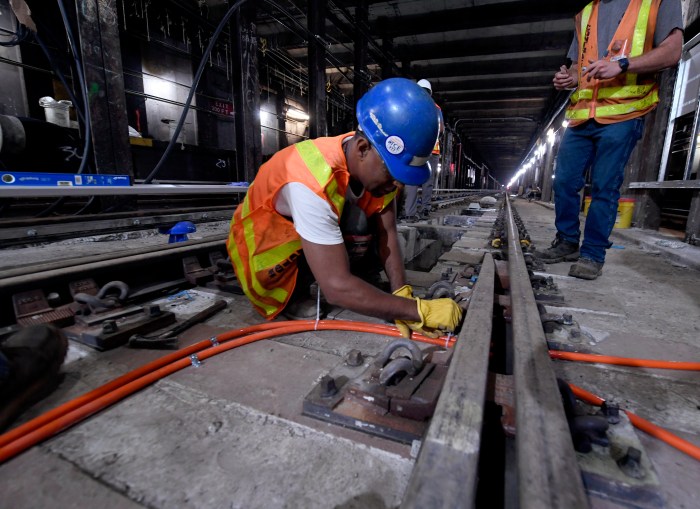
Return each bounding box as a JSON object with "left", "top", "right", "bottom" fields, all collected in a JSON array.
[{"left": 64, "top": 309, "right": 176, "bottom": 351}]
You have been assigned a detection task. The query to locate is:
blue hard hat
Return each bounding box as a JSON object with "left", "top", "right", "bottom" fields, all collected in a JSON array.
[
  {"left": 158, "top": 221, "right": 196, "bottom": 243},
  {"left": 356, "top": 78, "right": 439, "bottom": 186}
]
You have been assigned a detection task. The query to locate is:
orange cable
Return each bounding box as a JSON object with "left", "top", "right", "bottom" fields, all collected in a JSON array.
[
  {"left": 568, "top": 382, "right": 700, "bottom": 462},
  {"left": 0, "top": 320, "right": 454, "bottom": 463},
  {"left": 550, "top": 351, "right": 700, "bottom": 371}
]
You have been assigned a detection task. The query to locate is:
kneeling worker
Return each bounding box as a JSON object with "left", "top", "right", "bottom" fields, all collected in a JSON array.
[{"left": 227, "top": 78, "right": 462, "bottom": 338}]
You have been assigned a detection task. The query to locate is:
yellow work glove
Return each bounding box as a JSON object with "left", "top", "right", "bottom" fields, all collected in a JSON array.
[
  {"left": 392, "top": 285, "right": 415, "bottom": 338},
  {"left": 396, "top": 297, "right": 463, "bottom": 339},
  {"left": 392, "top": 284, "right": 414, "bottom": 299}
]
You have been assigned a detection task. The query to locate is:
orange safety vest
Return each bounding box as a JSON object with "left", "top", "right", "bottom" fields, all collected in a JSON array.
[
  {"left": 432, "top": 104, "right": 442, "bottom": 155},
  {"left": 566, "top": 0, "right": 661, "bottom": 126},
  {"left": 226, "top": 133, "right": 397, "bottom": 319},
  {"left": 432, "top": 139, "right": 440, "bottom": 156}
]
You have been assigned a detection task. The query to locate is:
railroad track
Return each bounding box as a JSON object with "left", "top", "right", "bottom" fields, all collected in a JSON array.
[{"left": 1, "top": 196, "right": 695, "bottom": 508}]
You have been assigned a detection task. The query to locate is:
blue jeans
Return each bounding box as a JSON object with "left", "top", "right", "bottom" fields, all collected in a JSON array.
[
  {"left": 403, "top": 153, "right": 437, "bottom": 216},
  {"left": 553, "top": 118, "right": 644, "bottom": 263}
]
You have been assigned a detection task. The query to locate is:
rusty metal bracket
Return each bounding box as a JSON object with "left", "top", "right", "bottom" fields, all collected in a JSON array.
[
  {"left": 182, "top": 256, "right": 214, "bottom": 285},
  {"left": 12, "top": 289, "right": 74, "bottom": 327},
  {"left": 303, "top": 344, "right": 452, "bottom": 443}
]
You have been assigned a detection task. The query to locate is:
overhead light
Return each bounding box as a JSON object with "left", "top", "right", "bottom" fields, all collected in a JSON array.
[
  {"left": 286, "top": 108, "right": 309, "bottom": 121},
  {"left": 562, "top": 120, "right": 569, "bottom": 128}
]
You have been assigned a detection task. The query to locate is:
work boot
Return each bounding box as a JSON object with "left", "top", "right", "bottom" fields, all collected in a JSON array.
[
  {"left": 537, "top": 236, "right": 580, "bottom": 263},
  {"left": 282, "top": 289, "right": 327, "bottom": 320},
  {"left": 568, "top": 258, "right": 603, "bottom": 280},
  {"left": 283, "top": 299, "right": 327, "bottom": 320},
  {"left": 0, "top": 324, "right": 68, "bottom": 431}
]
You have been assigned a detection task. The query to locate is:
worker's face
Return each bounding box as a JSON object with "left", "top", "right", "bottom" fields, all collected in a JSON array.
[{"left": 364, "top": 144, "right": 403, "bottom": 198}]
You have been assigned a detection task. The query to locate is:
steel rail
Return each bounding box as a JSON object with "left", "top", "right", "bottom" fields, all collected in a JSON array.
[
  {"left": 0, "top": 236, "right": 226, "bottom": 291},
  {"left": 505, "top": 197, "right": 588, "bottom": 508},
  {"left": 402, "top": 253, "right": 495, "bottom": 508},
  {"left": 0, "top": 184, "right": 249, "bottom": 198},
  {"left": 0, "top": 210, "right": 232, "bottom": 244}
]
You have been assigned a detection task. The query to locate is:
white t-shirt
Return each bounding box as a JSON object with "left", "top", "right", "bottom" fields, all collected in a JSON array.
[
  {"left": 274, "top": 180, "right": 366, "bottom": 245},
  {"left": 274, "top": 183, "right": 343, "bottom": 245}
]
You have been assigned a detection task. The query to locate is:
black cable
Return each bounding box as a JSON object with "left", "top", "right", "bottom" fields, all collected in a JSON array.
[
  {"left": 33, "top": 33, "right": 85, "bottom": 124},
  {"left": 35, "top": 0, "right": 92, "bottom": 218},
  {"left": 143, "top": 0, "right": 361, "bottom": 184},
  {"left": 142, "top": 0, "right": 249, "bottom": 184},
  {"left": 56, "top": 0, "right": 89, "bottom": 176},
  {"left": 73, "top": 196, "right": 96, "bottom": 215},
  {"left": 0, "top": 17, "right": 30, "bottom": 47}
]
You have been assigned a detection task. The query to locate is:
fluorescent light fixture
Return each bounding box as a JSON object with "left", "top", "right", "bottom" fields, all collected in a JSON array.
[{"left": 287, "top": 108, "right": 309, "bottom": 120}]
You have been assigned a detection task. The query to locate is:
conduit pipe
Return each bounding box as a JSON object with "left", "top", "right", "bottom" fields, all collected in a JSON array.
[
  {"left": 568, "top": 383, "right": 700, "bottom": 462},
  {"left": 550, "top": 351, "right": 700, "bottom": 371},
  {"left": 0, "top": 320, "right": 454, "bottom": 464}
]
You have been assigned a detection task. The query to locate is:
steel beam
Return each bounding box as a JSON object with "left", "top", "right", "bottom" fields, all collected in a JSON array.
[
  {"left": 0, "top": 184, "right": 247, "bottom": 197},
  {"left": 231, "top": 4, "right": 262, "bottom": 183},
  {"left": 353, "top": 0, "right": 369, "bottom": 114},
  {"left": 307, "top": 0, "right": 328, "bottom": 138},
  {"left": 76, "top": 0, "right": 133, "bottom": 179}
]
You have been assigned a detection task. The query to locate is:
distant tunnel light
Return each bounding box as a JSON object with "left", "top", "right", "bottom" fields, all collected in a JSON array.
[{"left": 287, "top": 108, "right": 310, "bottom": 120}]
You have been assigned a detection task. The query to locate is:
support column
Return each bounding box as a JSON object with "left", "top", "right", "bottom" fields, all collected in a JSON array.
[
  {"left": 231, "top": 3, "right": 262, "bottom": 183},
  {"left": 686, "top": 190, "right": 700, "bottom": 243},
  {"left": 353, "top": 0, "right": 369, "bottom": 116},
  {"left": 307, "top": 0, "right": 327, "bottom": 138},
  {"left": 626, "top": 69, "right": 676, "bottom": 229},
  {"left": 76, "top": 0, "right": 133, "bottom": 177},
  {"left": 380, "top": 22, "right": 394, "bottom": 79},
  {"left": 276, "top": 86, "right": 288, "bottom": 150}
]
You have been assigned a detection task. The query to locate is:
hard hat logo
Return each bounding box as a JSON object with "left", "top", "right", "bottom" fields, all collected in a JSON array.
[
  {"left": 356, "top": 78, "right": 439, "bottom": 186},
  {"left": 369, "top": 112, "right": 388, "bottom": 136},
  {"left": 385, "top": 136, "right": 404, "bottom": 155}
]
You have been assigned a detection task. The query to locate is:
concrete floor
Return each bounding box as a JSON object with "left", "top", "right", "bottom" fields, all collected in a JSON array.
[
  {"left": 522, "top": 200, "right": 700, "bottom": 509},
  {"left": 1, "top": 199, "right": 699, "bottom": 508}
]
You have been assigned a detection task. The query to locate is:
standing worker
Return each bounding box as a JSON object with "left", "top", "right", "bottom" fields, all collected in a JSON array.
[
  {"left": 227, "top": 78, "right": 462, "bottom": 338},
  {"left": 402, "top": 79, "right": 442, "bottom": 220},
  {"left": 539, "top": 0, "right": 683, "bottom": 279}
]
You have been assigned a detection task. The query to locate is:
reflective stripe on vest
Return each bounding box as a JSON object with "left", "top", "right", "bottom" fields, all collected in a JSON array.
[
  {"left": 296, "top": 140, "right": 345, "bottom": 216},
  {"left": 627, "top": 0, "right": 653, "bottom": 85},
  {"left": 567, "top": 88, "right": 659, "bottom": 119},
  {"left": 568, "top": 0, "right": 657, "bottom": 122},
  {"left": 383, "top": 190, "right": 397, "bottom": 209},
  {"left": 580, "top": 3, "right": 593, "bottom": 57},
  {"left": 233, "top": 140, "right": 347, "bottom": 317},
  {"left": 570, "top": 83, "right": 655, "bottom": 103},
  {"left": 229, "top": 194, "right": 289, "bottom": 317}
]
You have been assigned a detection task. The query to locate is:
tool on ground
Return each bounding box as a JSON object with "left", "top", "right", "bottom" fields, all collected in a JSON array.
[{"left": 128, "top": 299, "right": 228, "bottom": 349}]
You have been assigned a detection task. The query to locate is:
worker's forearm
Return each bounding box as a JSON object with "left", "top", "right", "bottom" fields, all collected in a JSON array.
[
  {"left": 383, "top": 255, "right": 406, "bottom": 292},
  {"left": 375, "top": 203, "right": 407, "bottom": 291},
  {"left": 323, "top": 276, "right": 419, "bottom": 322},
  {"left": 378, "top": 234, "right": 406, "bottom": 291}
]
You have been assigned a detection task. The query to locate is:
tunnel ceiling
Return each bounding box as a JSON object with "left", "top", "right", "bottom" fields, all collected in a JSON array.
[{"left": 254, "top": 0, "right": 592, "bottom": 183}]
